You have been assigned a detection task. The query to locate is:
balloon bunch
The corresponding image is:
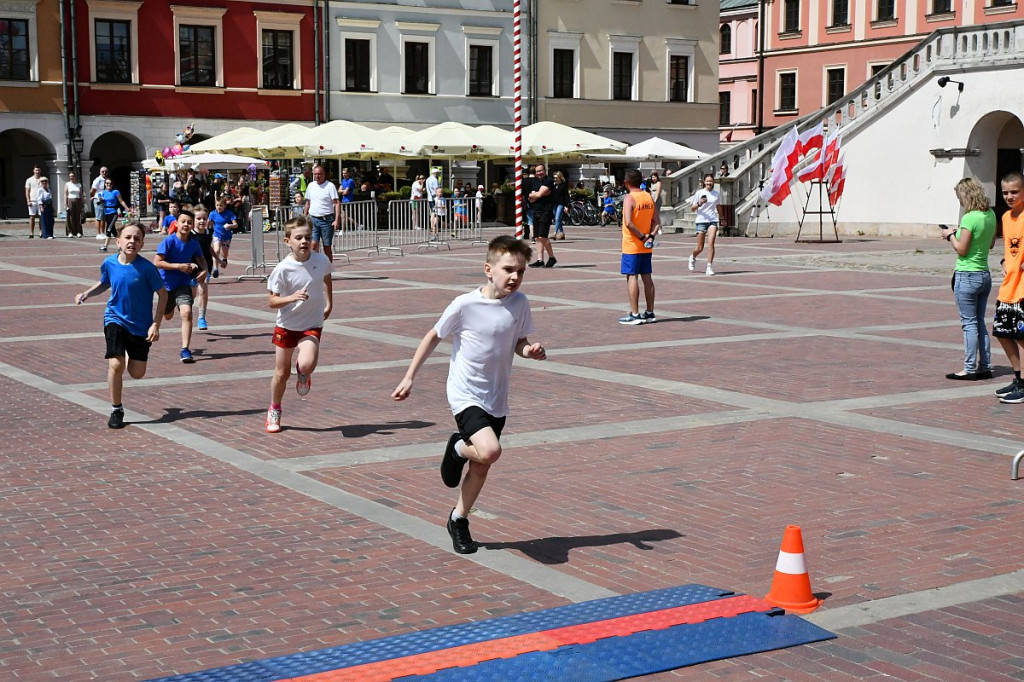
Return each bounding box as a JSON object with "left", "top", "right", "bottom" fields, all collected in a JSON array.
[{"left": 154, "top": 123, "right": 196, "bottom": 166}]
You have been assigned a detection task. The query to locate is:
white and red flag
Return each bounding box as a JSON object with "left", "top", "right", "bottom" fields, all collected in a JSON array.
[
  {"left": 760, "top": 126, "right": 800, "bottom": 206},
  {"left": 826, "top": 152, "right": 847, "bottom": 205},
  {"left": 796, "top": 122, "right": 824, "bottom": 156}
]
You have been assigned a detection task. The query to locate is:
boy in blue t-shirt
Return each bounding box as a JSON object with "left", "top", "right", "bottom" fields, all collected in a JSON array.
[
  {"left": 154, "top": 210, "right": 207, "bottom": 364},
  {"left": 98, "top": 178, "right": 130, "bottom": 252},
  {"left": 600, "top": 190, "right": 616, "bottom": 226},
  {"left": 75, "top": 223, "right": 168, "bottom": 429},
  {"left": 161, "top": 201, "right": 180, "bottom": 234},
  {"left": 208, "top": 196, "right": 238, "bottom": 278}
]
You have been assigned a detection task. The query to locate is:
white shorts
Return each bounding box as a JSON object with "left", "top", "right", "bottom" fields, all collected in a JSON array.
[{"left": 27, "top": 201, "right": 40, "bottom": 217}]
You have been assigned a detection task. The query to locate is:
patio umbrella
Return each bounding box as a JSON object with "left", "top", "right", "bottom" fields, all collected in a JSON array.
[
  {"left": 404, "top": 121, "right": 511, "bottom": 158},
  {"left": 620, "top": 136, "right": 707, "bottom": 161},
  {"left": 142, "top": 153, "right": 269, "bottom": 172},
  {"left": 522, "top": 121, "right": 627, "bottom": 159},
  {"left": 306, "top": 120, "right": 409, "bottom": 160},
  {"left": 248, "top": 123, "right": 317, "bottom": 158},
  {"left": 188, "top": 127, "right": 263, "bottom": 154}
]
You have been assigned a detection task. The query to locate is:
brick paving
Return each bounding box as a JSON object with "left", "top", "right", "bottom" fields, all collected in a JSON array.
[{"left": 1, "top": 226, "right": 1023, "bottom": 680}]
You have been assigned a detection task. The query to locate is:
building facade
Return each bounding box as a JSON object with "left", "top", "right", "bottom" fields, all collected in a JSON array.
[
  {"left": 537, "top": 0, "right": 721, "bottom": 152},
  {"left": 718, "top": 0, "right": 760, "bottom": 144}
]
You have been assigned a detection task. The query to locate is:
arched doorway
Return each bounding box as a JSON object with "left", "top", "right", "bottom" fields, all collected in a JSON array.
[
  {"left": 967, "top": 111, "right": 1024, "bottom": 229},
  {"left": 0, "top": 128, "right": 57, "bottom": 219},
  {"left": 87, "top": 131, "right": 145, "bottom": 206}
]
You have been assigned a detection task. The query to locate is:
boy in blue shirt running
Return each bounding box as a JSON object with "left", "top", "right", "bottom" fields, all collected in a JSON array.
[
  {"left": 154, "top": 210, "right": 207, "bottom": 364},
  {"left": 75, "top": 223, "right": 168, "bottom": 428},
  {"left": 208, "top": 196, "right": 238, "bottom": 278}
]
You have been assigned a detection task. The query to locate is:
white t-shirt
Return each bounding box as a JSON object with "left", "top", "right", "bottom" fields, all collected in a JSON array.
[
  {"left": 66, "top": 182, "right": 83, "bottom": 200},
  {"left": 305, "top": 180, "right": 339, "bottom": 218},
  {"left": 411, "top": 179, "right": 425, "bottom": 200},
  {"left": 434, "top": 288, "right": 534, "bottom": 417},
  {"left": 691, "top": 188, "right": 720, "bottom": 224},
  {"left": 267, "top": 251, "right": 334, "bottom": 331},
  {"left": 91, "top": 176, "right": 106, "bottom": 200},
  {"left": 25, "top": 176, "right": 42, "bottom": 201}
]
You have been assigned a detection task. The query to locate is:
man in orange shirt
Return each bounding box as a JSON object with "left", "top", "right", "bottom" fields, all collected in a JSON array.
[
  {"left": 994, "top": 172, "right": 1024, "bottom": 403},
  {"left": 618, "top": 169, "right": 659, "bottom": 325}
]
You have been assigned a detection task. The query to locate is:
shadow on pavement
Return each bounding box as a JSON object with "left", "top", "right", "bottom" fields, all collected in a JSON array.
[
  {"left": 286, "top": 419, "right": 435, "bottom": 437},
  {"left": 482, "top": 528, "right": 683, "bottom": 564},
  {"left": 136, "top": 406, "right": 268, "bottom": 424}
]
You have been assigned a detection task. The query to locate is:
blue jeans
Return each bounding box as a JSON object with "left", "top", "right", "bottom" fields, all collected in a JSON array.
[
  {"left": 40, "top": 202, "right": 54, "bottom": 238},
  {"left": 310, "top": 214, "right": 335, "bottom": 245},
  {"left": 553, "top": 204, "right": 565, "bottom": 234},
  {"left": 953, "top": 270, "right": 992, "bottom": 373}
]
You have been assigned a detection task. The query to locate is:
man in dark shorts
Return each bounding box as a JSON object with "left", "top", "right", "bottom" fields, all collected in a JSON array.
[{"left": 527, "top": 163, "right": 557, "bottom": 268}]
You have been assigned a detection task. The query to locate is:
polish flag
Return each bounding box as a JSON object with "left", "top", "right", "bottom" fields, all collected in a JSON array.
[
  {"left": 820, "top": 129, "right": 842, "bottom": 178},
  {"left": 760, "top": 126, "right": 800, "bottom": 205},
  {"left": 797, "top": 147, "right": 824, "bottom": 183},
  {"left": 796, "top": 122, "right": 824, "bottom": 156},
  {"left": 826, "top": 153, "right": 847, "bottom": 205}
]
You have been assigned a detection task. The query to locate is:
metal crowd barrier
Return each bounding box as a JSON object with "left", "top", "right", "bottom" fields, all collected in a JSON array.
[
  {"left": 384, "top": 197, "right": 484, "bottom": 255},
  {"left": 331, "top": 199, "right": 380, "bottom": 263},
  {"left": 240, "top": 205, "right": 294, "bottom": 281}
]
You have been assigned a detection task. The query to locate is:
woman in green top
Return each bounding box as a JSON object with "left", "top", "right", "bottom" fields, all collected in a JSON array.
[{"left": 941, "top": 178, "right": 997, "bottom": 380}]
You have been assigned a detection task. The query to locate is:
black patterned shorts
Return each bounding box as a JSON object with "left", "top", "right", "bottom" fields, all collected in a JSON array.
[{"left": 992, "top": 301, "right": 1024, "bottom": 339}]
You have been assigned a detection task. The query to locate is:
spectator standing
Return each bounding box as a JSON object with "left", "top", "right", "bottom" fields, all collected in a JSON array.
[
  {"left": 24, "top": 165, "right": 43, "bottom": 238},
  {"left": 992, "top": 173, "right": 1024, "bottom": 403},
  {"left": 527, "top": 164, "right": 556, "bottom": 267},
  {"left": 618, "top": 169, "right": 658, "bottom": 325},
  {"left": 304, "top": 164, "right": 340, "bottom": 262},
  {"left": 552, "top": 171, "right": 570, "bottom": 241},
  {"left": 38, "top": 177, "right": 55, "bottom": 240},
  {"left": 90, "top": 166, "right": 109, "bottom": 239},
  {"left": 65, "top": 171, "right": 85, "bottom": 238}
]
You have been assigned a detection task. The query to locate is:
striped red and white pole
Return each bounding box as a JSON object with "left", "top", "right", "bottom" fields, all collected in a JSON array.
[{"left": 512, "top": 0, "right": 523, "bottom": 240}]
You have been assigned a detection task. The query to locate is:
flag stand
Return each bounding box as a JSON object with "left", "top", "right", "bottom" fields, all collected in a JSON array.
[
  {"left": 748, "top": 179, "right": 773, "bottom": 238},
  {"left": 795, "top": 179, "right": 840, "bottom": 243}
]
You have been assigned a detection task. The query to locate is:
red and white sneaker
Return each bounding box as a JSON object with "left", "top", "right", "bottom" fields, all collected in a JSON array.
[
  {"left": 295, "top": 363, "right": 311, "bottom": 396},
  {"left": 266, "top": 406, "right": 282, "bottom": 433}
]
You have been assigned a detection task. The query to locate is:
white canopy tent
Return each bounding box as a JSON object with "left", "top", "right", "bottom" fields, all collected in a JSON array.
[
  {"left": 590, "top": 136, "right": 707, "bottom": 162},
  {"left": 142, "top": 153, "right": 270, "bottom": 172},
  {"left": 188, "top": 127, "right": 263, "bottom": 154},
  {"left": 521, "top": 121, "right": 627, "bottom": 159}
]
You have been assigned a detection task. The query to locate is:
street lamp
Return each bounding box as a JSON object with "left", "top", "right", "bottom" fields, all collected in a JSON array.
[
  {"left": 71, "top": 127, "right": 84, "bottom": 175},
  {"left": 937, "top": 76, "right": 964, "bottom": 92}
]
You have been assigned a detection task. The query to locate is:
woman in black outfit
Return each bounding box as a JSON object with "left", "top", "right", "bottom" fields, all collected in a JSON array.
[{"left": 552, "top": 171, "right": 570, "bottom": 240}]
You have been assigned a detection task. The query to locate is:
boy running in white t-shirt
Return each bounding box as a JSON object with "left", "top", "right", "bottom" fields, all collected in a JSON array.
[
  {"left": 265, "top": 217, "right": 334, "bottom": 433},
  {"left": 392, "top": 235, "right": 547, "bottom": 554}
]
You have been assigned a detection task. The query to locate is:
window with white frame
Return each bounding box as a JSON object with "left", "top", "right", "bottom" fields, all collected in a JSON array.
[
  {"left": 876, "top": 0, "right": 896, "bottom": 21},
  {"left": 719, "top": 25, "right": 732, "bottom": 55},
  {"left": 87, "top": 0, "right": 140, "bottom": 85},
  {"left": 463, "top": 27, "right": 500, "bottom": 98},
  {"left": 172, "top": 6, "right": 225, "bottom": 88},
  {"left": 830, "top": 0, "right": 850, "bottom": 26},
  {"left": 825, "top": 66, "right": 845, "bottom": 105},
  {"left": 782, "top": 0, "right": 800, "bottom": 33},
  {"left": 608, "top": 35, "right": 640, "bottom": 101},
  {"left": 338, "top": 19, "right": 380, "bottom": 94},
  {"left": 255, "top": 11, "right": 302, "bottom": 91},
  {"left": 0, "top": 15, "right": 31, "bottom": 81},
  {"left": 665, "top": 38, "right": 696, "bottom": 103},
  {"left": 548, "top": 31, "right": 582, "bottom": 99},
  {"left": 397, "top": 23, "right": 437, "bottom": 95},
  {"left": 777, "top": 70, "right": 797, "bottom": 111}
]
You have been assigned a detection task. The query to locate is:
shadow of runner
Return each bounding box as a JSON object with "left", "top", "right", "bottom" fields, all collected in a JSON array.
[
  {"left": 481, "top": 528, "right": 683, "bottom": 564},
  {"left": 285, "top": 420, "right": 435, "bottom": 437},
  {"left": 135, "top": 407, "right": 268, "bottom": 424}
]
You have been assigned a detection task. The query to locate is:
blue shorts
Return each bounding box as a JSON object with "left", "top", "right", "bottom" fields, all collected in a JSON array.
[
  {"left": 695, "top": 222, "right": 718, "bottom": 233},
  {"left": 212, "top": 228, "right": 233, "bottom": 243},
  {"left": 621, "top": 253, "right": 653, "bottom": 276},
  {"left": 310, "top": 214, "right": 335, "bottom": 245}
]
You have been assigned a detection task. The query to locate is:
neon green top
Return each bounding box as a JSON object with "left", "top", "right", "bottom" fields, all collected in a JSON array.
[{"left": 955, "top": 209, "right": 996, "bottom": 272}]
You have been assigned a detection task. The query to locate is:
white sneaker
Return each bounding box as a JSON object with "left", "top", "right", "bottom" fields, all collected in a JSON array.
[
  {"left": 266, "top": 407, "right": 282, "bottom": 433},
  {"left": 688, "top": 255, "right": 696, "bottom": 271},
  {"left": 706, "top": 263, "right": 715, "bottom": 276}
]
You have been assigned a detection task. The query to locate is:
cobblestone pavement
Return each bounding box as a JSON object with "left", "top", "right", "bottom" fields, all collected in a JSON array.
[{"left": 2, "top": 226, "right": 1022, "bottom": 680}]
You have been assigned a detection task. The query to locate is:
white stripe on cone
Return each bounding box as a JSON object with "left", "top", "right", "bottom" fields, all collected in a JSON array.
[{"left": 774, "top": 549, "right": 808, "bottom": 575}]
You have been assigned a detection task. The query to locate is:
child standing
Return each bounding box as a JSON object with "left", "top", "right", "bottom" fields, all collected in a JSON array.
[
  {"left": 266, "top": 217, "right": 334, "bottom": 433},
  {"left": 75, "top": 223, "right": 168, "bottom": 429},
  {"left": 391, "top": 235, "right": 547, "bottom": 554},
  {"left": 600, "top": 189, "right": 616, "bottom": 226},
  {"left": 430, "top": 186, "right": 446, "bottom": 240},
  {"left": 154, "top": 210, "right": 207, "bottom": 364},
  {"left": 192, "top": 207, "right": 215, "bottom": 330},
  {"left": 209, "top": 196, "right": 238, "bottom": 278}
]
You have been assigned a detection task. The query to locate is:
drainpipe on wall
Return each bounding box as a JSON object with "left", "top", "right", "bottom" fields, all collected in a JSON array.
[
  {"left": 58, "top": 0, "right": 72, "bottom": 178},
  {"left": 756, "top": 0, "right": 766, "bottom": 135},
  {"left": 70, "top": 0, "right": 80, "bottom": 133},
  {"left": 323, "top": 0, "right": 330, "bottom": 121},
  {"left": 314, "top": 0, "right": 321, "bottom": 125},
  {"left": 529, "top": 0, "right": 537, "bottom": 124}
]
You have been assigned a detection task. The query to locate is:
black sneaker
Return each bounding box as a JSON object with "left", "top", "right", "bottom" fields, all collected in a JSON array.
[
  {"left": 446, "top": 510, "right": 477, "bottom": 554},
  {"left": 107, "top": 409, "right": 125, "bottom": 429},
  {"left": 440, "top": 433, "right": 466, "bottom": 488},
  {"left": 995, "top": 378, "right": 1020, "bottom": 396},
  {"left": 642, "top": 310, "right": 656, "bottom": 324},
  {"left": 544, "top": 257, "right": 557, "bottom": 268},
  {"left": 999, "top": 385, "right": 1024, "bottom": 404},
  {"left": 528, "top": 260, "right": 544, "bottom": 268}
]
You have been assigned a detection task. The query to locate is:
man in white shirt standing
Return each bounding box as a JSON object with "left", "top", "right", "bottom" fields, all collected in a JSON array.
[
  {"left": 425, "top": 167, "right": 441, "bottom": 210},
  {"left": 24, "top": 165, "right": 43, "bottom": 239},
  {"left": 303, "top": 164, "right": 340, "bottom": 262},
  {"left": 90, "top": 166, "right": 109, "bottom": 239}
]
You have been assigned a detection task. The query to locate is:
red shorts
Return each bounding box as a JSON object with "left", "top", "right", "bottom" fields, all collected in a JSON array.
[{"left": 272, "top": 326, "right": 322, "bottom": 349}]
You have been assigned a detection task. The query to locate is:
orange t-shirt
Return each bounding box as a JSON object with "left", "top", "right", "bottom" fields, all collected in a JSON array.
[
  {"left": 621, "top": 190, "right": 654, "bottom": 255},
  {"left": 999, "top": 209, "right": 1024, "bottom": 304}
]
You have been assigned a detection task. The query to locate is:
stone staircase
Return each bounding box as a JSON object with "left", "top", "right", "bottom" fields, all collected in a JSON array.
[{"left": 666, "top": 19, "right": 1024, "bottom": 235}]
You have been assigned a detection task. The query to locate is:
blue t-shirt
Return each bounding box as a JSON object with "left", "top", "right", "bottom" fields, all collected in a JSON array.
[
  {"left": 101, "top": 189, "right": 121, "bottom": 215},
  {"left": 340, "top": 178, "right": 355, "bottom": 203},
  {"left": 603, "top": 196, "right": 615, "bottom": 214},
  {"left": 208, "top": 208, "right": 236, "bottom": 238},
  {"left": 162, "top": 214, "right": 177, "bottom": 230},
  {"left": 101, "top": 255, "right": 164, "bottom": 337},
  {"left": 157, "top": 233, "right": 203, "bottom": 291}
]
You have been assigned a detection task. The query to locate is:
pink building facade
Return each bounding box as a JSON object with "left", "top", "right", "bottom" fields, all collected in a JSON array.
[{"left": 720, "top": 0, "right": 1024, "bottom": 136}]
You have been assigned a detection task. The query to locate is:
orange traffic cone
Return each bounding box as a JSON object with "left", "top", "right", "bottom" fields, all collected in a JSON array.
[{"left": 764, "top": 525, "right": 822, "bottom": 614}]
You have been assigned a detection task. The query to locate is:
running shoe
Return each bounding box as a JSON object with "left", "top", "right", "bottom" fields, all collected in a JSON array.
[
  {"left": 641, "top": 310, "right": 656, "bottom": 324},
  {"left": 266, "top": 407, "right": 282, "bottom": 433},
  {"left": 705, "top": 263, "right": 715, "bottom": 276},
  {"left": 446, "top": 510, "right": 477, "bottom": 554},
  {"left": 618, "top": 312, "right": 644, "bottom": 326},
  {"left": 197, "top": 316, "right": 208, "bottom": 331},
  {"left": 295, "top": 363, "right": 311, "bottom": 396},
  {"left": 441, "top": 433, "right": 467, "bottom": 488},
  {"left": 996, "top": 378, "right": 1021, "bottom": 397},
  {"left": 180, "top": 348, "right": 195, "bottom": 363},
  {"left": 688, "top": 255, "right": 696, "bottom": 271},
  {"left": 107, "top": 409, "right": 125, "bottom": 429}
]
